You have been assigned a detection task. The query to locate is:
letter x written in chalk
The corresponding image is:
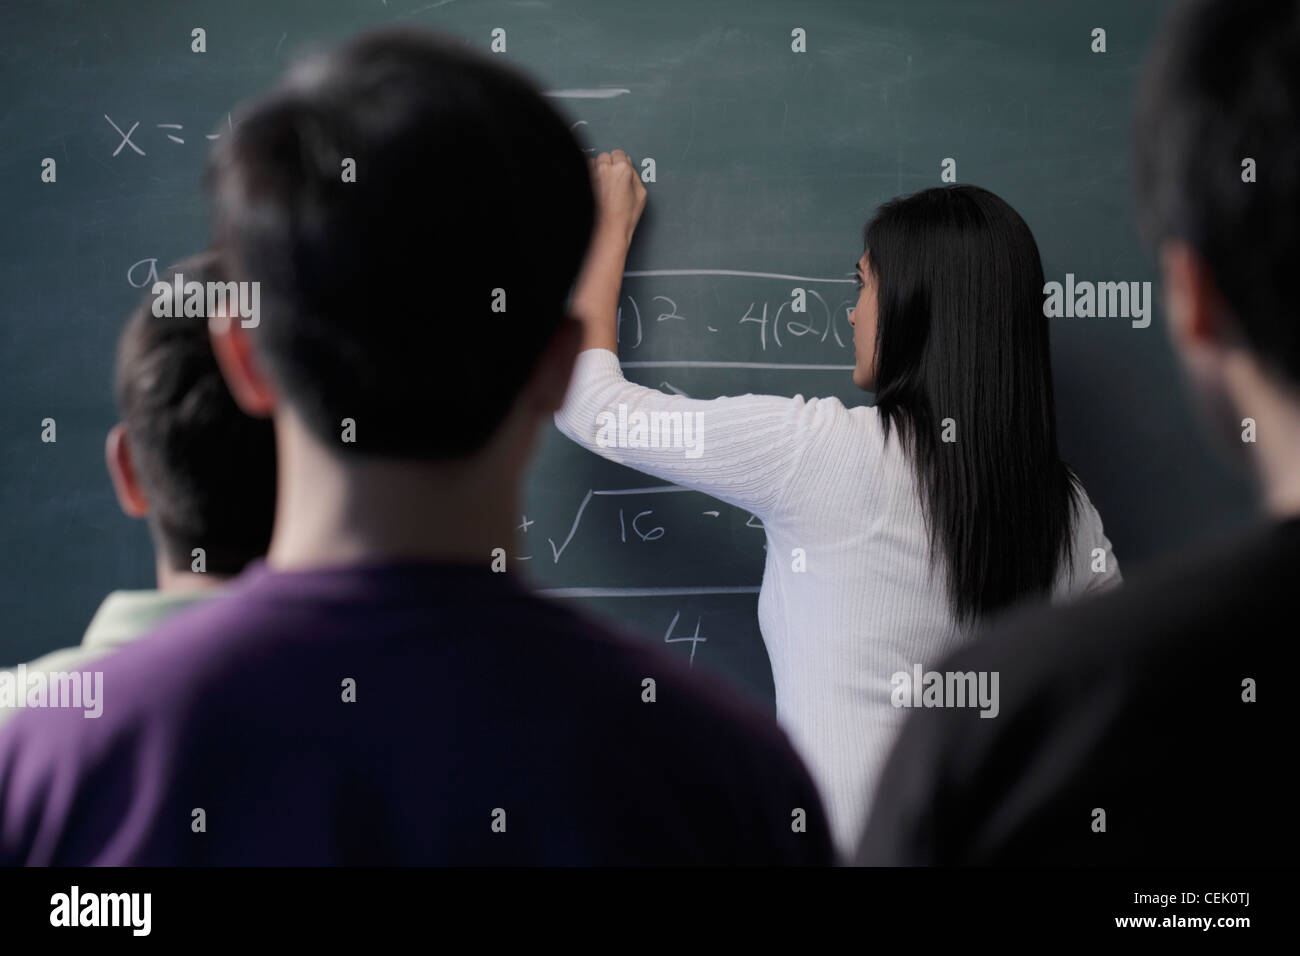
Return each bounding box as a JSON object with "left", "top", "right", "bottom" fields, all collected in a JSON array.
[{"left": 104, "top": 115, "right": 145, "bottom": 156}]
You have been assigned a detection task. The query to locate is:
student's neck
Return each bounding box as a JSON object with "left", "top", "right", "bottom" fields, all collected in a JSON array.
[
  {"left": 154, "top": 563, "right": 230, "bottom": 594},
  {"left": 1230, "top": 357, "right": 1300, "bottom": 519},
  {"left": 1255, "top": 421, "right": 1300, "bottom": 520},
  {"left": 266, "top": 420, "right": 521, "bottom": 571}
]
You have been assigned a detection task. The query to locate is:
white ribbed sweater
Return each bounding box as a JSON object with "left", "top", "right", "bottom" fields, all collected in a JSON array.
[{"left": 554, "top": 348, "right": 1121, "bottom": 854}]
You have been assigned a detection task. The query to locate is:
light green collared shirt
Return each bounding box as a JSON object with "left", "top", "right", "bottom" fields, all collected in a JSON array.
[{"left": 0, "top": 590, "right": 209, "bottom": 730}]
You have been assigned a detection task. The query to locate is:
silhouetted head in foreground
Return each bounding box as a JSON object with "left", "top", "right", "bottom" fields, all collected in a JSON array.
[
  {"left": 1135, "top": 0, "right": 1300, "bottom": 508},
  {"left": 206, "top": 28, "right": 595, "bottom": 464}
]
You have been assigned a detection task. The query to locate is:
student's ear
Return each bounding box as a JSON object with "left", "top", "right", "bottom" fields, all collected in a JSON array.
[
  {"left": 1160, "top": 241, "right": 1233, "bottom": 356},
  {"left": 105, "top": 423, "right": 149, "bottom": 518},
  {"left": 208, "top": 313, "right": 277, "bottom": 417},
  {"left": 527, "top": 315, "right": 583, "bottom": 414}
]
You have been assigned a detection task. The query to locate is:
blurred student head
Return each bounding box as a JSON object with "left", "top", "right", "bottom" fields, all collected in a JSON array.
[
  {"left": 1135, "top": 0, "right": 1300, "bottom": 486},
  {"left": 109, "top": 250, "right": 276, "bottom": 583},
  {"left": 204, "top": 28, "right": 595, "bottom": 478}
]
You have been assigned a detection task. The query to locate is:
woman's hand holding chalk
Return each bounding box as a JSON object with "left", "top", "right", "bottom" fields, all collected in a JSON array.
[{"left": 589, "top": 149, "right": 646, "bottom": 248}]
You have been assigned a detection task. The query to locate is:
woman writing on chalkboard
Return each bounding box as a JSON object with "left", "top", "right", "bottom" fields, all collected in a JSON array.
[{"left": 556, "top": 150, "right": 1121, "bottom": 855}]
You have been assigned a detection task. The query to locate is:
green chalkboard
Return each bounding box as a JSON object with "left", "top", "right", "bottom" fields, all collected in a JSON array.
[{"left": 0, "top": 0, "right": 1254, "bottom": 706}]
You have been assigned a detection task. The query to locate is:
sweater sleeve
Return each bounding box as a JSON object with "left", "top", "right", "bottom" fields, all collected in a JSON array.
[
  {"left": 1082, "top": 522, "right": 1122, "bottom": 594},
  {"left": 1057, "top": 491, "right": 1123, "bottom": 601},
  {"left": 553, "top": 348, "right": 835, "bottom": 520}
]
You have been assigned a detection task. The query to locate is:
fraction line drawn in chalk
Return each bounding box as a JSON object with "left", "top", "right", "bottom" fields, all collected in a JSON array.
[
  {"left": 624, "top": 269, "right": 856, "bottom": 283},
  {"left": 622, "top": 361, "right": 854, "bottom": 370},
  {"left": 393, "top": 0, "right": 458, "bottom": 20},
  {"left": 538, "top": 586, "right": 761, "bottom": 598},
  {"left": 545, "top": 88, "right": 631, "bottom": 99},
  {"left": 596, "top": 486, "right": 691, "bottom": 497}
]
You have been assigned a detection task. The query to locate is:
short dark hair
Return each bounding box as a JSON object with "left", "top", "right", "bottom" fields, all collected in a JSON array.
[
  {"left": 206, "top": 28, "right": 596, "bottom": 460},
  {"left": 1135, "top": 0, "right": 1300, "bottom": 383},
  {"left": 115, "top": 250, "right": 276, "bottom": 575}
]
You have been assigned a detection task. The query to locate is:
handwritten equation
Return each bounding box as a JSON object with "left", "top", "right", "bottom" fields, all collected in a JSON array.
[
  {"left": 104, "top": 113, "right": 234, "bottom": 156},
  {"left": 617, "top": 270, "right": 858, "bottom": 361},
  {"left": 522, "top": 485, "right": 763, "bottom": 566}
]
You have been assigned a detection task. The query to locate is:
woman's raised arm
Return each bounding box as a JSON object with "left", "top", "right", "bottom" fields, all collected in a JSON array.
[{"left": 556, "top": 150, "right": 843, "bottom": 520}]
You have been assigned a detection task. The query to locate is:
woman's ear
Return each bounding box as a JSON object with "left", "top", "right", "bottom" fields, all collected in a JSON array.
[
  {"left": 208, "top": 314, "right": 277, "bottom": 417},
  {"left": 105, "top": 423, "right": 149, "bottom": 518}
]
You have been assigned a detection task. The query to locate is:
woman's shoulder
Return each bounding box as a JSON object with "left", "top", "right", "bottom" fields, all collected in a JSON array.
[
  {"left": 774, "top": 394, "right": 891, "bottom": 462},
  {"left": 1055, "top": 478, "right": 1123, "bottom": 599},
  {"left": 711, "top": 390, "right": 884, "bottom": 448},
  {"left": 777, "top": 392, "right": 876, "bottom": 426},
  {"left": 1069, "top": 479, "right": 1109, "bottom": 536},
  {"left": 762, "top": 397, "right": 900, "bottom": 509}
]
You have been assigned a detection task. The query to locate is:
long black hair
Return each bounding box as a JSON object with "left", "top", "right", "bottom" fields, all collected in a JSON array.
[{"left": 866, "top": 184, "right": 1079, "bottom": 621}]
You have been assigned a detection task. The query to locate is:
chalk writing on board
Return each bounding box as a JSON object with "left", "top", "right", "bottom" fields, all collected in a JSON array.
[
  {"left": 617, "top": 270, "right": 858, "bottom": 359},
  {"left": 513, "top": 515, "right": 535, "bottom": 561},
  {"left": 544, "top": 88, "right": 631, "bottom": 99},
  {"left": 537, "top": 586, "right": 761, "bottom": 597},
  {"left": 625, "top": 269, "right": 855, "bottom": 282},
  {"left": 544, "top": 484, "right": 763, "bottom": 565},
  {"left": 104, "top": 115, "right": 143, "bottom": 156},
  {"left": 127, "top": 258, "right": 160, "bottom": 288},
  {"left": 548, "top": 485, "right": 696, "bottom": 562},
  {"left": 103, "top": 113, "right": 233, "bottom": 155},
  {"left": 663, "top": 610, "right": 707, "bottom": 667},
  {"left": 621, "top": 508, "right": 664, "bottom": 542},
  {"left": 569, "top": 120, "right": 596, "bottom": 155}
]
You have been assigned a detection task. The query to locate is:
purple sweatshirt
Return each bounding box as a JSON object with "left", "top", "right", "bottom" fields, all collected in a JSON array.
[{"left": 0, "top": 560, "right": 832, "bottom": 865}]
